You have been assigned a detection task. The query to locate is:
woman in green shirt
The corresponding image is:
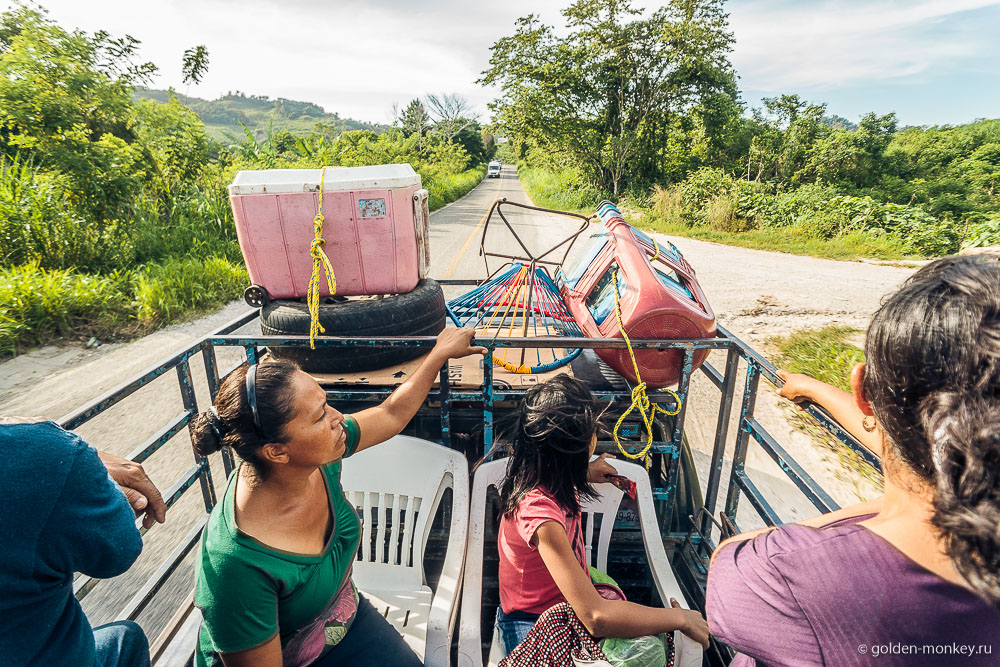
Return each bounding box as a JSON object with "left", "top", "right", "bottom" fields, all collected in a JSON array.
[{"left": 189, "top": 329, "right": 485, "bottom": 667}]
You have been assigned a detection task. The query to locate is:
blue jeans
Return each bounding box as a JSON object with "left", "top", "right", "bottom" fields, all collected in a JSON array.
[
  {"left": 495, "top": 607, "right": 540, "bottom": 656},
  {"left": 312, "top": 595, "right": 422, "bottom": 667},
  {"left": 93, "top": 621, "right": 149, "bottom": 667}
]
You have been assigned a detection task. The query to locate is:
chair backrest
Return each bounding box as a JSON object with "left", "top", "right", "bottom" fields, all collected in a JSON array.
[{"left": 342, "top": 435, "right": 465, "bottom": 591}]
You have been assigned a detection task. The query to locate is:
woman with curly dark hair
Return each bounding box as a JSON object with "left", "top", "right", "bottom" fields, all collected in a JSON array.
[{"left": 707, "top": 252, "right": 1000, "bottom": 666}]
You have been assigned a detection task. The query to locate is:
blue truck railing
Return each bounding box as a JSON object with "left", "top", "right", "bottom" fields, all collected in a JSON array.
[{"left": 65, "top": 309, "right": 881, "bottom": 658}]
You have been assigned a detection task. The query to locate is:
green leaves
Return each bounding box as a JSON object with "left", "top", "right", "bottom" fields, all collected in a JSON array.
[
  {"left": 181, "top": 45, "right": 209, "bottom": 86},
  {"left": 483, "top": 0, "right": 737, "bottom": 195}
]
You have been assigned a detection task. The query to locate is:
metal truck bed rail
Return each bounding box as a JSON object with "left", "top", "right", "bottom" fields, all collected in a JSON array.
[{"left": 65, "top": 309, "right": 881, "bottom": 657}]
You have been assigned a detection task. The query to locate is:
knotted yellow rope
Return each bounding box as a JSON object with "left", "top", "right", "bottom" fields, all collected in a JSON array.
[
  {"left": 610, "top": 268, "right": 681, "bottom": 460},
  {"left": 493, "top": 357, "right": 532, "bottom": 374},
  {"left": 307, "top": 167, "right": 337, "bottom": 349}
]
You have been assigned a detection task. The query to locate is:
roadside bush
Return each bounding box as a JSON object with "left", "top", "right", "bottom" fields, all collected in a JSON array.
[
  {"left": 649, "top": 168, "right": 955, "bottom": 256},
  {"left": 0, "top": 156, "right": 133, "bottom": 270},
  {"left": 675, "top": 167, "right": 735, "bottom": 225},
  {"left": 767, "top": 183, "right": 843, "bottom": 228},
  {"left": 518, "top": 165, "right": 602, "bottom": 212},
  {"left": 800, "top": 196, "right": 959, "bottom": 255},
  {"left": 963, "top": 215, "right": 1000, "bottom": 249},
  {"left": 128, "top": 172, "right": 240, "bottom": 264},
  {"left": 425, "top": 165, "right": 486, "bottom": 210},
  {"left": 133, "top": 256, "right": 247, "bottom": 323},
  {"left": 703, "top": 192, "right": 748, "bottom": 232},
  {"left": 649, "top": 184, "right": 684, "bottom": 225},
  {"left": 0, "top": 263, "right": 130, "bottom": 354},
  {"left": 670, "top": 167, "right": 770, "bottom": 230}
]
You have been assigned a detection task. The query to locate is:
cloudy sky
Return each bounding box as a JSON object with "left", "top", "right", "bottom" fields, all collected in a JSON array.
[{"left": 10, "top": 0, "right": 1000, "bottom": 127}]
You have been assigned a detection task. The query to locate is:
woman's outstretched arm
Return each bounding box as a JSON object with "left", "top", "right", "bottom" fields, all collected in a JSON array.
[
  {"left": 776, "top": 368, "right": 883, "bottom": 457},
  {"left": 353, "top": 328, "right": 486, "bottom": 451},
  {"left": 709, "top": 367, "right": 886, "bottom": 564}
]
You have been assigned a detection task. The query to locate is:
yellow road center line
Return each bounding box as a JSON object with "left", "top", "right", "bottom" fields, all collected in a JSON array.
[{"left": 441, "top": 169, "right": 505, "bottom": 279}]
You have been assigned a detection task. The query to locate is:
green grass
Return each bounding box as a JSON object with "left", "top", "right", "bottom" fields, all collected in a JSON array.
[
  {"left": 133, "top": 256, "right": 248, "bottom": 324},
  {"left": 426, "top": 166, "right": 486, "bottom": 210},
  {"left": 770, "top": 326, "right": 866, "bottom": 391},
  {"left": 0, "top": 264, "right": 131, "bottom": 355},
  {"left": 0, "top": 256, "right": 247, "bottom": 356},
  {"left": 638, "top": 216, "right": 916, "bottom": 262},
  {"left": 517, "top": 165, "right": 602, "bottom": 213}
]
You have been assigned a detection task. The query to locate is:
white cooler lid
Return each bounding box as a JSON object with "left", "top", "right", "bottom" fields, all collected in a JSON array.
[{"left": 228, "top": 164, "right": 421, "bottom": 195}]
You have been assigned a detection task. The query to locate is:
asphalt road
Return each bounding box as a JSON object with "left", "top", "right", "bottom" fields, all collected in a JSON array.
[
  {"left": 0, "top": 164, "right": 593, "bottom": 643},
  {"left": 426, "top": 164, "right": 592, "bottom": 291}
]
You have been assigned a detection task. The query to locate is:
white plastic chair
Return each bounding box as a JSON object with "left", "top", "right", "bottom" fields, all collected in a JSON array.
[
  {"left": 457, "top": 457, "right": 702, "bottom": 667},
  {"left": 342, "top": 435, "right": 470, "bottom": 667}
]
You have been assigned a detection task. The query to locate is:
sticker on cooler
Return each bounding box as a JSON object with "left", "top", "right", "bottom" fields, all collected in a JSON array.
[{"left": 358, "top": 199, "right": 386, "bottom": 218}]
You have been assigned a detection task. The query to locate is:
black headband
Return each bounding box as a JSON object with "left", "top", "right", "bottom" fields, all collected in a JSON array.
[
  {"left": 205, "top": 406, "right": 223, "bottom": 442},
  {"left": 245, "top": 364, "right": 263, "bottom": 436}
]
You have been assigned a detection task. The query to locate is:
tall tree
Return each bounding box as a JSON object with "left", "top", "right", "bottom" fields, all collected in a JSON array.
[
  {"left": 480, "top": 0, "right": 737, "bottom": 194},
  {"left": 399, "top": 98, "right": 430, "bottom": 150},
  {"left": 425, "top": 93, "right": 478, "bottom": 140},
  {"left": 0, "top": 4, "right": 157, "bottom": 216}
]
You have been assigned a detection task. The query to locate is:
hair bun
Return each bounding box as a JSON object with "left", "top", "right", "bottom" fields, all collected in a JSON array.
[{"left": 191, "top": 409, "right": 224, "bottom": 457}]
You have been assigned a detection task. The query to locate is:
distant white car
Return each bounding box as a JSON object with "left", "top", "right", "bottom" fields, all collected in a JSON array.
[{"left": 487, "top": 161, "right": 502, "bottom": 178}]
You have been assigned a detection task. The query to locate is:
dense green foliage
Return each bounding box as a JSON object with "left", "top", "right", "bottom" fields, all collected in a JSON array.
[
  {"left": 492, "top": 1, "right": 1000, "bottom": 256},
  {"left": 482, "top": 0, "right": 737, "bottom": 196},
  {"left": 0, "top": 5, "right": 489, "bottom": 355}
]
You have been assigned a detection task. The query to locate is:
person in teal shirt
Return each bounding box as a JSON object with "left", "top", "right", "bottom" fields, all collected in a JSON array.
[
  {"left": 190, "top": 329, "right": 485, "bottom": 667},
  {"left": 0, "top": 417, "right": 166, "bottom": 667}
]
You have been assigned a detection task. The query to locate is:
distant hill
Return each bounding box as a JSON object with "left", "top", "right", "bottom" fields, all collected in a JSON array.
[
  {"left": 821, "top": 114, "right": 858, "bottom": 131},
  {"left": 134, "top": 87, "right": 388, "bottom": 142}
]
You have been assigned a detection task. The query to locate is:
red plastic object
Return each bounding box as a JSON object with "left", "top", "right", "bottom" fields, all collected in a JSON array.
[
  {"left": 608, "top": 474, "right": 638, "bottom": 500},
  {"left": 558, "top": 203, "right": 716, "bottom": 388}
]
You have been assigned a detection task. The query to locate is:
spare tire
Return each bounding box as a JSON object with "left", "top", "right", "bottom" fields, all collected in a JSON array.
[{"left": 260, "top": 279, "right": 447, "bottom": 373}]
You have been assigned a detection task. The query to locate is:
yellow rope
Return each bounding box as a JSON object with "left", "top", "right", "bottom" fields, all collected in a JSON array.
[
  {"left": 493, "top": 356, "right": 531, "bottom": 374},
  {"left": 307, "top": 167, "right": 337, "bottom": 349},
  {"left": 610, "top": 268, "right": 681, "bottom": 460}
]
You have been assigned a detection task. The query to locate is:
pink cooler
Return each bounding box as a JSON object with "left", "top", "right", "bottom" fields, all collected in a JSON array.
[{"left": 229, "top": 164, "right": 430, "bottom": 299}]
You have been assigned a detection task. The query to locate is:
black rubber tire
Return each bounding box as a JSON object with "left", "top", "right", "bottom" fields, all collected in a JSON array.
[{"left": 259, "top": 279, "right": 446, "bottom": 373}]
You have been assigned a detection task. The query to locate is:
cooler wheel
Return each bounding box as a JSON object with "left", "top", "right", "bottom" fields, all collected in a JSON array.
[{"left": 244, "top": 285, "right": 270, "bottom": 308}]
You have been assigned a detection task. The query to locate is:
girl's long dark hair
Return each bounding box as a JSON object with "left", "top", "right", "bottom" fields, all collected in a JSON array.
[
  {"left": 863, "top": 253, "right": 1000, "bottom": 606},
  {"left": 498, "top": 374, "right": 601, "bottom": 518}
]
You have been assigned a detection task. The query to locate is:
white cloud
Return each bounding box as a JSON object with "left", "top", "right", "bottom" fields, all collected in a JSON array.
[
  {"left": 6, "top": 0, "right": 997, "bottom": 123},
  {"left": 729, "top": 0, "right": 1000, "bottom": 91},
  {"left": 8, "top": 0, "right": 550, "bottom": 123}
]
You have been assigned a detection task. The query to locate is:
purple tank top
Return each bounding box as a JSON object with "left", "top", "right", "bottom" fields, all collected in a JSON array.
[{"left": 706, "top": 515, "right": 999, "bottom": 666}]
